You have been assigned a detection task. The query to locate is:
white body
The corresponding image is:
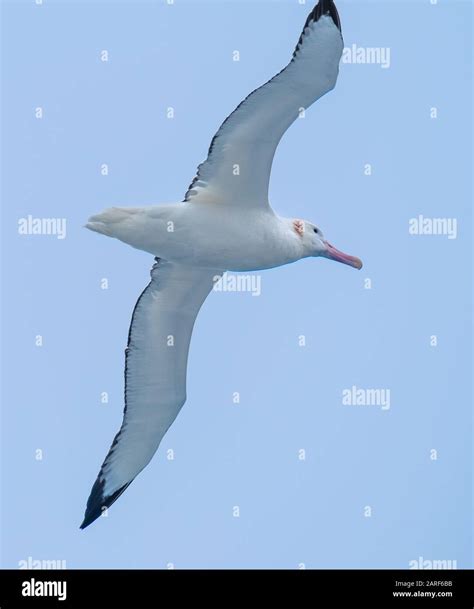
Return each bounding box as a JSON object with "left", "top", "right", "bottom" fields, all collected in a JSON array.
[{"left": 88, "top": 204, "right": 306, "bottom": 272}]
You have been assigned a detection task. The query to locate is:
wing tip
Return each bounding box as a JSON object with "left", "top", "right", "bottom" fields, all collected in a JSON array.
[
  {"left": 80, "top": 477, "right": 133, "bottom": 530},
  {"left": 304, "top": 0, "right": 342, "bottom": 33},
  {"left": 303, "top": 0, "right": 342, "bottom": 40},
  {"left": 293, "top": 0, "right": 342, "bottom": 58},
  {"left": 312, "top": 0, "right": 341, "bottom": 32}
]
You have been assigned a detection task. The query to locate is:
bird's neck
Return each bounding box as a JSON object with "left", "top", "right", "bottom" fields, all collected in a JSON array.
[{"left": 276, "top": 216, "right": 307, "bottom": 262}]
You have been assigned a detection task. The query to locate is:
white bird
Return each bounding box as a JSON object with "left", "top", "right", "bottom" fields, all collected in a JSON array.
[{"left": 81, "top": 0, "right": 362, "bottom": 529}]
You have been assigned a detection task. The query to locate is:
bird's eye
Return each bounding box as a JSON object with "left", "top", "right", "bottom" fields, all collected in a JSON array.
[{"left": 313, "top": 228, "right": 319, "bottom": 234}]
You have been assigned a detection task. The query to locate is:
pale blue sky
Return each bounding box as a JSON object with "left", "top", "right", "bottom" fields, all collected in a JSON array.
[{"left": 1, "top": 0, "right": 472, "bottom": 568}]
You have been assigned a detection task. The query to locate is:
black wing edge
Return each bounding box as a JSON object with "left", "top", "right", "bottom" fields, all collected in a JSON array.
[
  {"left": 80, "top": 422, "right": 135, "bottom": 529},
  {"left": 80, "top": 474, "right": 132, "bottom": 530},
  {"left": 294, "top": 0, "right": 342, "bottom": 56},
  {"left": 80, "top": 258, "right": 161, "bottom": 530},
  {"left": 182, "top": 0, "right": 342, "bottom": 203}
]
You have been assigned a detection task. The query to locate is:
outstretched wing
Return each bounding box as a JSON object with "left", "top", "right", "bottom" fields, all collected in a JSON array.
[
  {"left": 81, "top": 259, "right": 221, "bottom": 529},
  {"left": 184, "top": 0, "right": 343, "bottom": 207}
]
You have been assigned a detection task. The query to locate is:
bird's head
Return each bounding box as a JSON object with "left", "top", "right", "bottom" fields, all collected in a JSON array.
[{"left": 293, "top": 219, "right": 363, "bottom": 270}]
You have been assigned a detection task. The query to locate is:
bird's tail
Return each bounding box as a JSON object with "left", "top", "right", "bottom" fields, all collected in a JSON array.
[{"left": 85, "top": 207, "right": 140, "bottom": 237}]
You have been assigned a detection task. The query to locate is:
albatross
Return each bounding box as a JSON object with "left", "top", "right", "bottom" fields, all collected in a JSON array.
[{"left": 81, "top": 0, "right": 362, "bottom": 529}]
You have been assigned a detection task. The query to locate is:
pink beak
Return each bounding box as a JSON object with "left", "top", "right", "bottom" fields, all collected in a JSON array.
[{"left": 323, "top": 241, "right": 363, "bottom": 270}]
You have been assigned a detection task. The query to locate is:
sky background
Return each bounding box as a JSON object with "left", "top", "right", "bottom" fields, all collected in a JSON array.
[{"left": 1, "top": 0, "right": 472, "bottom": 569}]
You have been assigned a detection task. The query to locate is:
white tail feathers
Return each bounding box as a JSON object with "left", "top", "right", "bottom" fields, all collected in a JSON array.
[{"left": 85, "top": 207, "right": 140, "bottom": 237}]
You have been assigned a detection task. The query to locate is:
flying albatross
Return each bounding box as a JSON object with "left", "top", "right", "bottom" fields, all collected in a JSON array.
[{"left": 81, "top": 0, "right": 362, "bottom": 529}]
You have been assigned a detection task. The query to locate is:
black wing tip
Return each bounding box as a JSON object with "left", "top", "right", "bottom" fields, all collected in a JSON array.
[
  {"left": 80, "top": 478, "right": 132, "bottom": 530},
  {"left": 306, "top": 0, "right": 341, "bottom": 33},
  {"left": 293, "top": 0, "right": 342, "bottom": 58}
]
